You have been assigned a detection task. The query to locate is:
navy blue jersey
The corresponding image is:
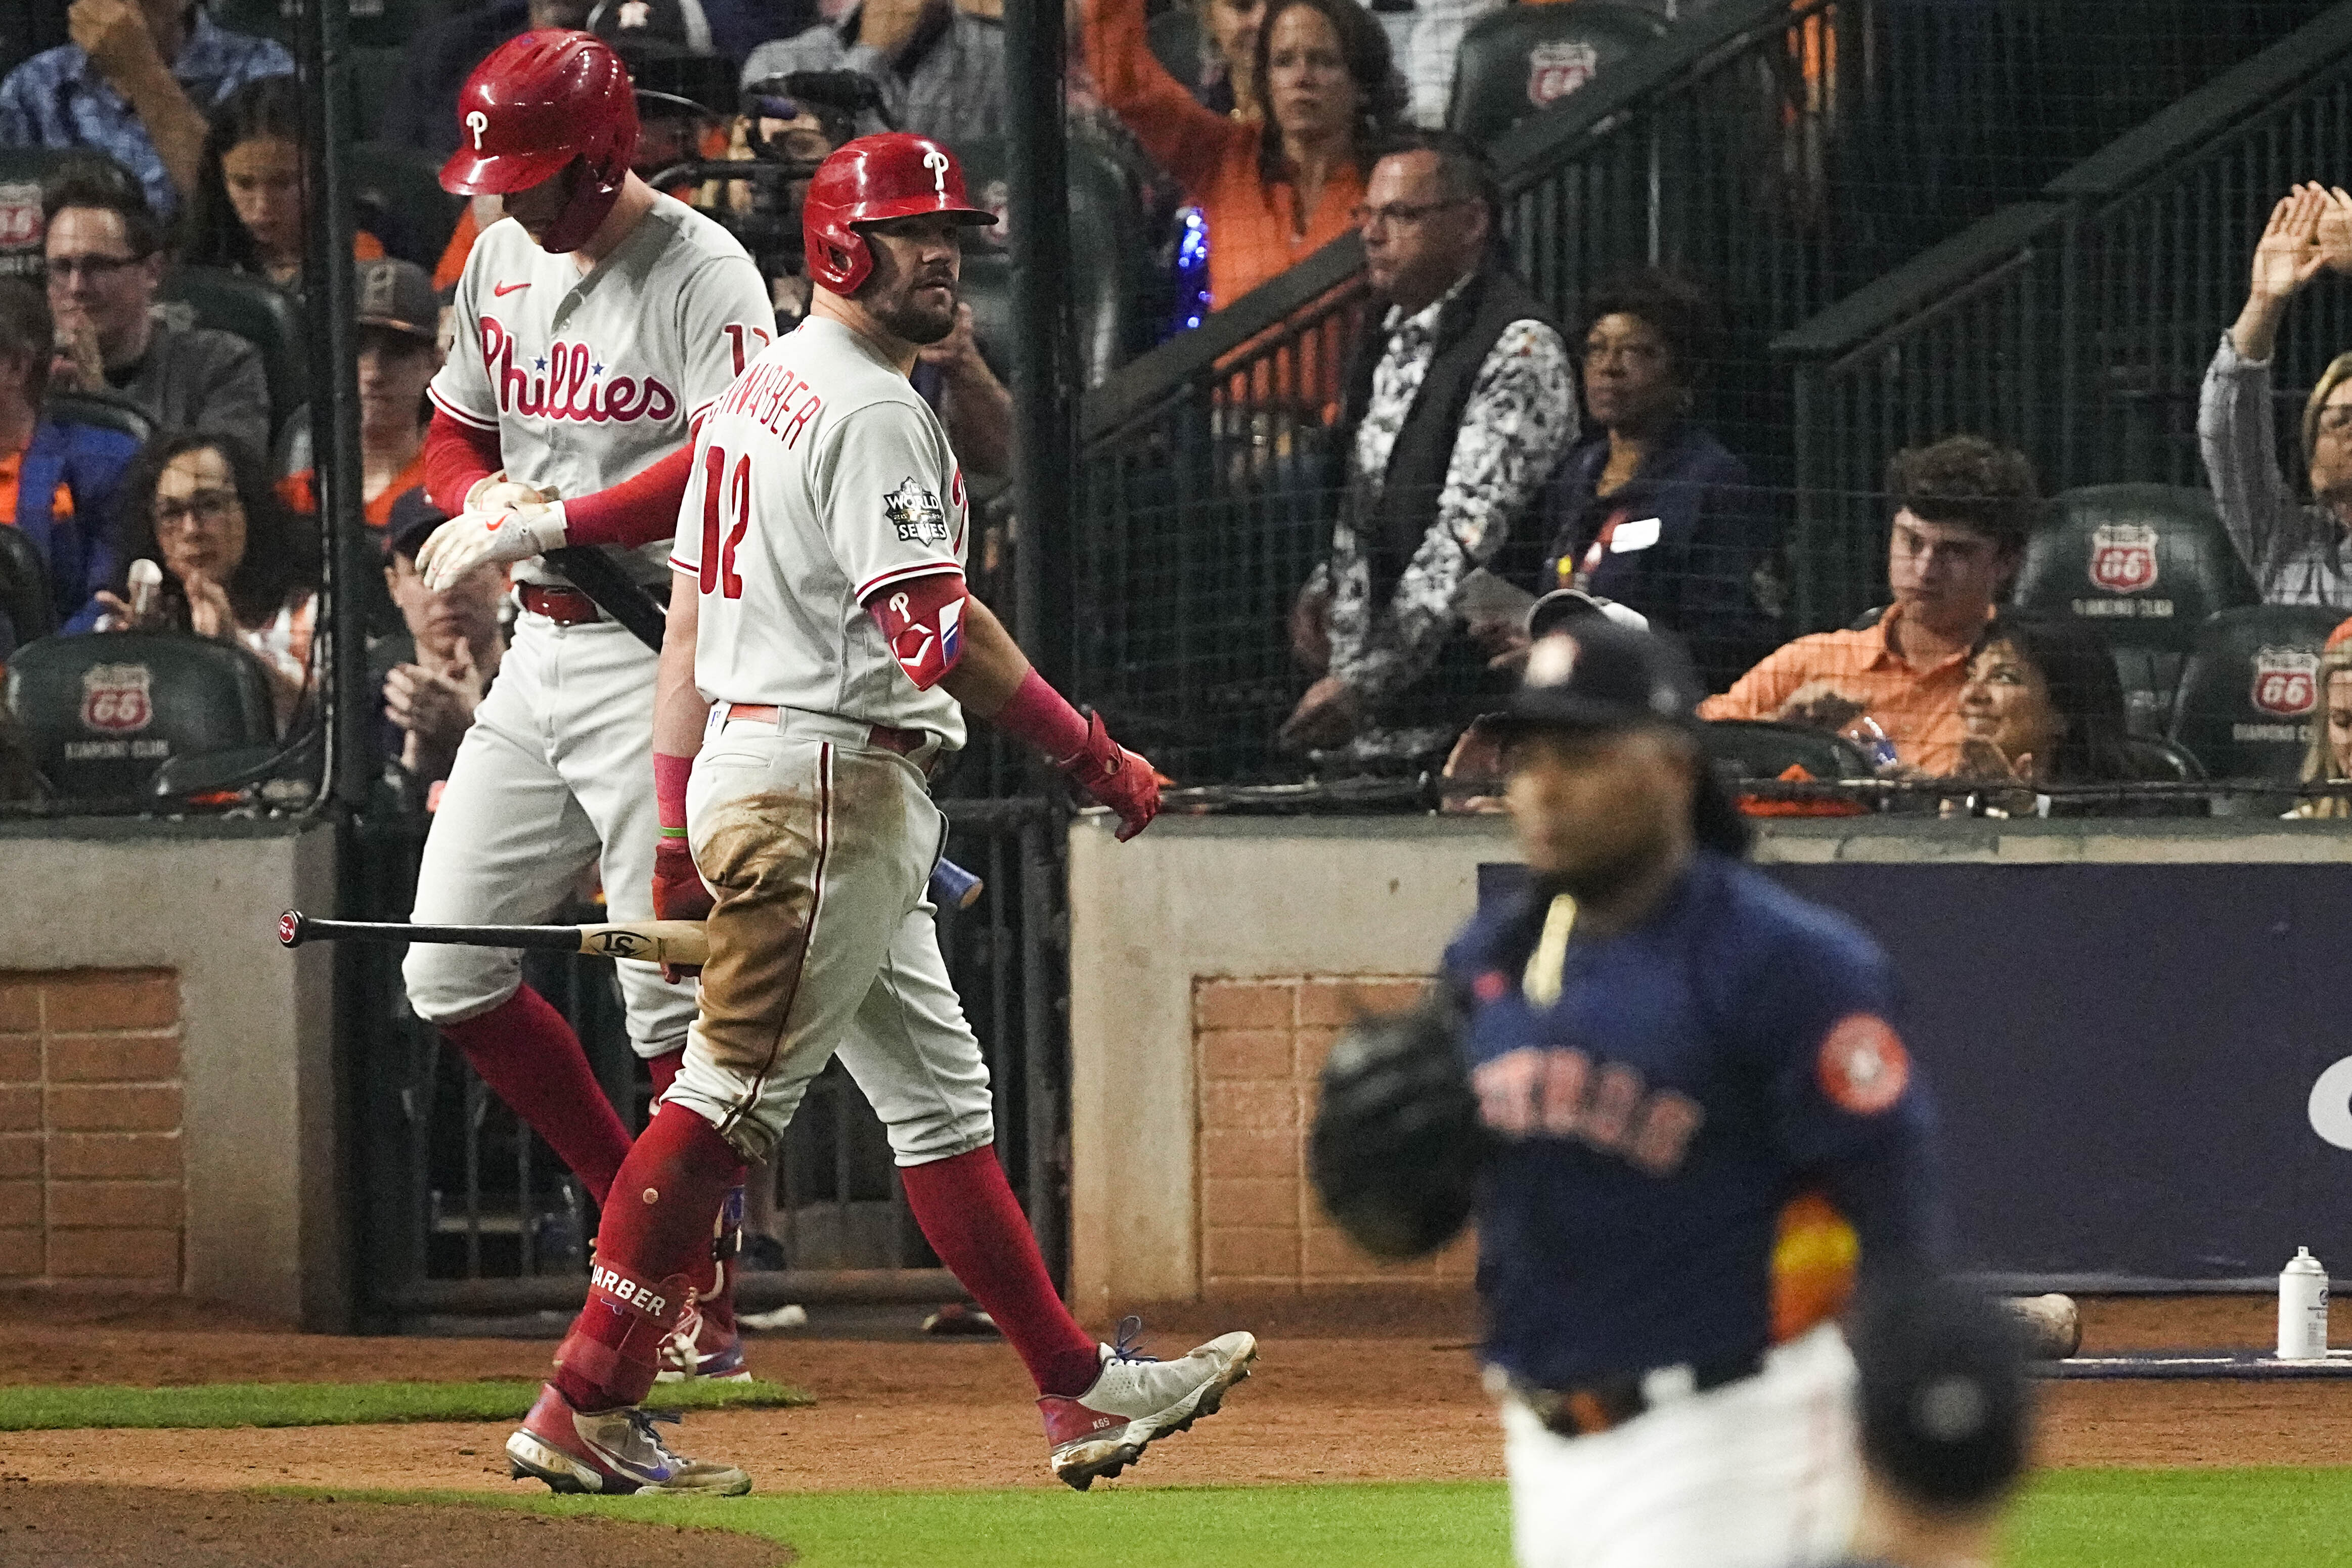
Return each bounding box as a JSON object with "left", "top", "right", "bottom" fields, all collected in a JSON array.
[{"left": 1443, "top": 852, "right": 1944, "bottom": 1389}]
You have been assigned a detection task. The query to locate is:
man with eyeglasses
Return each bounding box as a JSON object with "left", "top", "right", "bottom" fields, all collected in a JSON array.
[
  {"left": 1281, "top": 129, "right": 1575, "bottom": 771},
  {"left": 41, "top": 162, "right": 270, "bottom": 459}
]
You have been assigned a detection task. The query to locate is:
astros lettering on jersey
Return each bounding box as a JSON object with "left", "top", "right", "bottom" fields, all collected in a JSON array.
[
  {"left": 427, "top": 193, "right": 773, "bottom": 586},
  {"left": 673, "top": 316, "right": 971, "bottom": 751}
]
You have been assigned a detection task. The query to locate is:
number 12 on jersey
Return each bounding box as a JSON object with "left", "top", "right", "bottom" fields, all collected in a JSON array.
[{"left": 700, "top": 444, "right": 749, "bottom": 599}]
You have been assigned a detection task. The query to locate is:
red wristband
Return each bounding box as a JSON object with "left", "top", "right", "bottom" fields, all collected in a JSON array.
[
  {"left": 654, "top": 752, "right": 693, "bottom": 835},
  {"left": 991, "top": 668, "right": 1090, "bottom": 763}
]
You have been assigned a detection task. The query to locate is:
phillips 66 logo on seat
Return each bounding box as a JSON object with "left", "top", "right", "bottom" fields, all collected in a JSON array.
[
  {"left": 80, "top": 663, "right": 154, "bottom": 734},
  {"left": 2251, "top": 646, "right": 2321, "bottom": 716},
  {"left": 1527, "top": 41, "right": 1600, "bottom": 108},
  {"left": 2089, "top": 522, "right": 2159, "bottom": 594}
]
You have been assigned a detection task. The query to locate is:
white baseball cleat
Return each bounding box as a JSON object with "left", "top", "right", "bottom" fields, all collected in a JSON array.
[
  {"left": 505, "top": 1382, "right": 751, "bottom": 1496},
  {"left": 1037, "top": 1318, "right": 1258, "bottom": 1490}
]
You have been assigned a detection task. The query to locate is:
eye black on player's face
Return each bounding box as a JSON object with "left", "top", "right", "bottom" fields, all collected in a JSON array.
[
  {"left": 1504, "top": 726, "right": 1696, "bottom": 898},
  {"left": 858, "top": 212, "right": 964, "bottom": 347}
]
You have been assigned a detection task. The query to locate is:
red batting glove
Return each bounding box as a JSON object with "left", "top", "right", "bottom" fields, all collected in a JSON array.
[
  {"left": 1058, "top": 711, "right": 1161, "bottom": 841},
  {"left": 652, "top": 837, "right": 713, "bottom": 981}
]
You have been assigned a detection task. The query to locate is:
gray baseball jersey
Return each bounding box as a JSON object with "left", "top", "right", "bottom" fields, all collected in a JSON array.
[
  {"left": 672, "top": 316, "right": 970, "bottom": 749},
  {"left": 428, "top": 193, "right": 773, "bottom": 586}
]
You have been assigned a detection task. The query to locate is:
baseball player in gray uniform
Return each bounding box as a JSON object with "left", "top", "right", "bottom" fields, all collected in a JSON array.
[
  {"left": 502, "top": 132, "right": 1256, "bottom": 1498},
  {"left": 403, "top": 29, "right": 775, "bottom": 1379}
]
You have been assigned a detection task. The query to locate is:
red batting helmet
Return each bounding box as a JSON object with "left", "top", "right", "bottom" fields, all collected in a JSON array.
[
  {"left": 441, "top": 30, "right": 640, "bottom": 255},
  {"left": 802, "top": 133, "right": 996, "bottom": 295}
]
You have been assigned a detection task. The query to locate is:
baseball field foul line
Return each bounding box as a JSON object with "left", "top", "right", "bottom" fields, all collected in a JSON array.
[{"left": 0, "top": 1377, "right": 810, "bottom": 1431}]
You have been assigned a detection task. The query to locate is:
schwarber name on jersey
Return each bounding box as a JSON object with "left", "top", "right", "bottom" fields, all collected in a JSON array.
[
  {"left": 428, "top": 192, "right": 773, "bottom": 587},
  {"left": 675, "top": 316, "right": 969, "bottom": 749},
  {"left": 1443, "top": 853, "right": 1941, "bottom": 1391}
]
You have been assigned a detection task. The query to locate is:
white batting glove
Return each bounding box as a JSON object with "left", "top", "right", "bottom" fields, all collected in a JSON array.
[
  {"left": 463, "top": 471, "right": 545, "bottom": 513},
  {"left": 416, "top": 500, "right": 570, "bottom": 592}
]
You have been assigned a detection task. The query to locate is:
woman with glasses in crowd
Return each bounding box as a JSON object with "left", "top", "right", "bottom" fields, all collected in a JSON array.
[
  {"left": 93, "top": 431, "right": 320, "bottom": 731},
  {"left": 2203, "top": 181, "right": 2352, "bottom": 607},
  {"left": 1485, "top": 268, "right": 1777, "bottom": 693},
  {"left": 1084, "top": 0, "right": 1403, "bottom": 313}
]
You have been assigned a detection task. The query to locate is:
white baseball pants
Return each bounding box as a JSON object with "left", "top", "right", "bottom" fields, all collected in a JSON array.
[
  {"left": 403, "top": 612, "right": 698, "bottom": 1059},
  {"left": 1501, "top": 1324, "right": 1861, "bottom": 1568},
  {"left": 661, "top": 706, "right": 996, "bottom": 1166}
]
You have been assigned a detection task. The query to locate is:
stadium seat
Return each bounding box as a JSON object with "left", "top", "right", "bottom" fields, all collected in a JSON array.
[
  {"left": 3, "top": 632, "right": 277, "bottom": 805},
  {"left": 2013, "top": 484, "right": 2259, "bottom": 728},
  {"left": 1147, "top": 6, "right": 1208, "bottom": 88},
  {"left": 950, "top": 135, "right": 1156, "bottom": 386},
  {"left": 1447, "top": 2, "right": 1669, "bottom": 145},
  {"left": 349, "top": 138, "right": 465, "bottom": 267},
  {"left": 1700, "top": 719, "right": 1876, "bottom": 780},
  {"left": 42, "top": 389, "right": 155, "bottom": 447},
  {"left": 2167, "top": 604, "right": 2344, "bottom": 785},
  {"left": 158, "top": 266, "right": 309, "bottom": 436},
  {"left": 0, "top": 524, "right": 56, "bottom": 654},
  {"left": 0, "top": 148, "right": 83, "bottom": 284}
]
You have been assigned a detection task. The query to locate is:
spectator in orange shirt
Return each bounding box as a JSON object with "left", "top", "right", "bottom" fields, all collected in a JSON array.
[
  {"left": 1084, "top": 0, "right": 1403, "bottom": 313},
  {"left": 1700, "top": 435, "right": 2038, "bottom": 776}
]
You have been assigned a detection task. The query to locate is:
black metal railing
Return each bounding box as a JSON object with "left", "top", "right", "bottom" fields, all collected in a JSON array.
[
  {"left": 1068, "top": 0, "right": 2338, "bottom": 783},
  {"left": 1776, "top": 3, "right": 2352, "bottom": 632},
  {"left": 345, "top": 777, "right": 1069, "bottom": 1324}
]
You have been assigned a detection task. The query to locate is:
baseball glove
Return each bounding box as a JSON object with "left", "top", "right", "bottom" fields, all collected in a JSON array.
[{"left": 1309, "top": 1002, "right": 1489, "bottom": 1260}]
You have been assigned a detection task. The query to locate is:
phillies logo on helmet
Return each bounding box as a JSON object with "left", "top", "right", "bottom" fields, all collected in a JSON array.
[
  {"left": 1527, "top": 40, "right": 1600, "bottom": 108},
  {"left": 80, "top": 663, "right": 153, "bottom": 734},
  {"left": 2088, "top": 522, "right": 2159, "bottom": 594},
  {"left": 2251, "top": 647, "right": 2321, "bottom": 716}
]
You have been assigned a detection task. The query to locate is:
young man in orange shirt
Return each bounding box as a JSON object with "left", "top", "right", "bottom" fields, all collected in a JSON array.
[{"left": 1701, "top": 436, "right": 2037, "bottom": 776}]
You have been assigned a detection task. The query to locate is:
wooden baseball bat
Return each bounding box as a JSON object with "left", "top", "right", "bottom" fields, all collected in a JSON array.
[{"left": 278, "top": 910, "right": 708, "bottom": 966}]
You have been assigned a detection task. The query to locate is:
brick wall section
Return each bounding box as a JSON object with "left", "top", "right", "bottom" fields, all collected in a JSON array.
[
  {"left": 1194, "top": 976, "right": 1477, "bottom": 1294},
  {"left": 0, "top": 970, "right": 185, "bottom": 1290}
]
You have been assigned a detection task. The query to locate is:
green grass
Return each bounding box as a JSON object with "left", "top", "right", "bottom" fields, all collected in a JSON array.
[
  {"left": 2012, "top": 1468, "right": 2352, "bottom": 1567},
  {"left": 336, "top": 1467, "right": 2352, "bottom": 1568},
  {"left": 0, "top": 1377, "right": 810, "bottom": 1431}
]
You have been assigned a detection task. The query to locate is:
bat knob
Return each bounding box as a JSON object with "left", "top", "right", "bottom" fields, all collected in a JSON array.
[{"left": 278, "top": 910, "right": 305, "bottom": 948}]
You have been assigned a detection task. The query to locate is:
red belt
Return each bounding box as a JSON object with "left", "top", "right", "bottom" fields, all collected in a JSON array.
[
  {"left": 519, "top": 583, "right": 602, "bottom": 624},
  {"left": 717, "top": 702, "right": 932, "bottom": 757}
]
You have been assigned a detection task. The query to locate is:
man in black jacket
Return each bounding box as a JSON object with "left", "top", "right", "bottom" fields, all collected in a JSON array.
[{"left": 1282, "top": 130, "right": 1575, "bottom": 771}]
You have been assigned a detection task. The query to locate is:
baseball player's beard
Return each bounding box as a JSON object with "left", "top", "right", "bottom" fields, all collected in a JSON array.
[
  {"left": 1531, "top": 812, "right": 1682, "bottom": 907},
  {"left": 870, "top": 282, "right": 959, "bottom": 346}
]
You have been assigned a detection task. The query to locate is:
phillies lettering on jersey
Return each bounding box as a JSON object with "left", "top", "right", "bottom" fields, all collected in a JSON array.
[
  {"left": 479, "top": 321, "right": 679, "bottom": 424},
  {"left": 427, "top": 192, "right": 770, "bottom": 588},
  {"left": 674, "top": 316, "right": 970, "bottom": 749}
]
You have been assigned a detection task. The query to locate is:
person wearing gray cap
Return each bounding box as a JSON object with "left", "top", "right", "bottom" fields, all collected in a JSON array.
[
  {"left": 1417, "top": 619, "right": 1948, "bottom": 1568},
  {"left": 1830, "top": 1274, "right": 2033, "bottom": 1568},
  {"left": 280, "top": 258, "right": 444, "bottom": 533}
]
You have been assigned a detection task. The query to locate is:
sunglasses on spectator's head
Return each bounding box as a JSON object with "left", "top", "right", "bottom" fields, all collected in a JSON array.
[
  {"left": 46, "top": 251, "right": 149, "bottom": 281},
  {"left": 153, "top": 488, "right": 241, "bottom": 529}
]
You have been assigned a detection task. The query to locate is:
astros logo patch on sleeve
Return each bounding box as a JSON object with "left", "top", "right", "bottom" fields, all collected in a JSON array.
[
  {"left": 1815, "top": 1013, "right": 1911, "bottom": 1114},
  {"left": 884, "top": 477, "right": 949, "bottom": 544}
]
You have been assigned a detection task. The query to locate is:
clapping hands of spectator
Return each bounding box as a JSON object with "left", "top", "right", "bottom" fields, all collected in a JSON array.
[
  {"left": 1772, "top": 679, "right": 1867, "bottom": 735},
  {"left": 93, "top": 567, "right": 234, "bottom": 637},
  {"left": 387, "top": 638, "right": 484, "bottom": 779},
  {"left": 50, "top": 317, "right": 104, "bottom": 395}
]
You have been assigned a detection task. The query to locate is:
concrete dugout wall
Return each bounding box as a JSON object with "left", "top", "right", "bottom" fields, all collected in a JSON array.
[
  {"left": 0, "top": 820, "right": 342, "bottom": 1327},
  {"left": 1067, "top": 816, "right": 2352, "bottom": 1311}
]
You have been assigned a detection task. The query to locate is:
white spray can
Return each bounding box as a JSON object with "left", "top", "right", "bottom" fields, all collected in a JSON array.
[{"left": 2277, "top": 1247, "right": 2329, "bottom": 1361}]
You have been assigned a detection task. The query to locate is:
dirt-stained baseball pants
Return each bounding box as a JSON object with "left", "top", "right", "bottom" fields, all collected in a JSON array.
[
  {"left": 662, "top": 705, "right": 996, "bottom": 1165},
  {"left": 403, "top": 613, "right": 699, "bottom": 1059},
  {"left": 1500, "top": 1323, "right": 1862, "bottom": 1568}
]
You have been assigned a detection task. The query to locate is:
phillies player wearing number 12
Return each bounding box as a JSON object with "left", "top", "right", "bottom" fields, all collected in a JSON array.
[
  {"left": 504, "top": 134, "right": 1258, "bottom": 1499},
  {"left": 1447, "top": 621, "right": 1946, "bottom": 1568},
  {"left": 399, "top": 29, "right": 777, "bottom": 1406}
]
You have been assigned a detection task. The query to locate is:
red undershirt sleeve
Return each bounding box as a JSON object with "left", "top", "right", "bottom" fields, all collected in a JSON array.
[
  {"left": 561, "top": 444, "right": 698, "bottom": 549},
  {"left": 423, "top": 408, "right": 503, "bottom": 515}
]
